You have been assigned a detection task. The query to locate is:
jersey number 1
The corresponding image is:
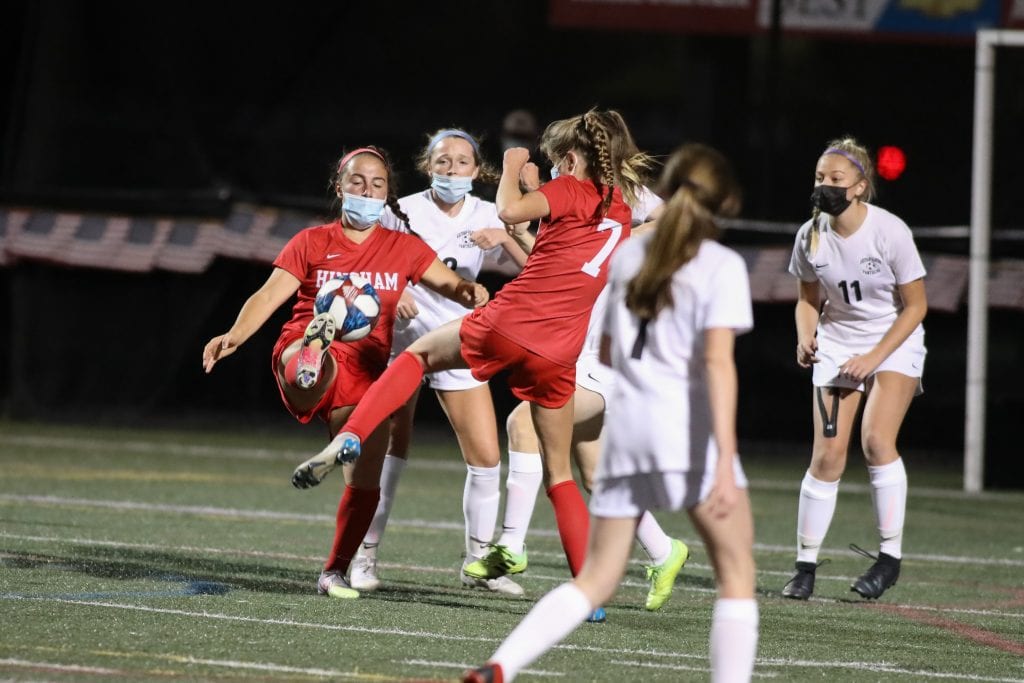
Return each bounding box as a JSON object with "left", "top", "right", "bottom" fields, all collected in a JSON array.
[
  {"left": 581, "top": 218, "right": 624, "bottom": 277},
  {"left": 837, "top": 279, "right": 862, "bottom": 304}
]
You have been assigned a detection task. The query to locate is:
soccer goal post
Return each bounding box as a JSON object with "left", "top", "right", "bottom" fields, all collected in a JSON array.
[{"left": 965, "top": 29, "right": 1024, "bottom": 493}]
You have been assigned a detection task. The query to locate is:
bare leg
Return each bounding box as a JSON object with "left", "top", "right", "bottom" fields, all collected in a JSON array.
[
  {"left": 488, "top": 516, "right": 637, "bottom": 682},
  {"left": 794, "top": 387, "right": 863, "bottom": 565},
  {"left": 689, "top": 488, "right": 759, "bottom": 683},
  {"left": 859, "top": 371, "right": 917, "bottom": 561}
]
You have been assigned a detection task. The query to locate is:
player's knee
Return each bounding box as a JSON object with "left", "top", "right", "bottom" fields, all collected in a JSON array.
[
  {"left": 861, "top": 430, "right": 896, "bottom": 463},
  {"left": 578, "top": 468, "right": 594, "bottom": 493},
  {"left": 505, "top": 402, "right": 536, "bottom": 450}
]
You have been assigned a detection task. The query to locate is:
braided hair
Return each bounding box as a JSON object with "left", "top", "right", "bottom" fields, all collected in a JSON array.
[
  {"left": 625, "top": 144, "right": 742, "bottom": 320},
  {"left": 539, "top": 109, "right": 654, "bottom": 218},
  {"left": 329, "top": 145, "right": 410, "bottom": 226}
]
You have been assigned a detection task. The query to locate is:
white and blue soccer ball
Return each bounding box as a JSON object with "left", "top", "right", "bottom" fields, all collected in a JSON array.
[{"left": 314, "top": 275, "right": 381, "bottom": 342}]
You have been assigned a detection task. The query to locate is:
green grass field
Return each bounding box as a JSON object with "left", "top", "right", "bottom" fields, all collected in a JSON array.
[{"left": 1, "top": 421, "right": 1022, "bottom": 682}]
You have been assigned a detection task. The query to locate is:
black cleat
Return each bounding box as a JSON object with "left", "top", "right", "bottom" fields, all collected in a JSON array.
[
  {"left": 851, "top": 547, "right": 901, "bottom": 599},
  {"left": 781, "top": 561, "right": 820, "bottom": 600}
]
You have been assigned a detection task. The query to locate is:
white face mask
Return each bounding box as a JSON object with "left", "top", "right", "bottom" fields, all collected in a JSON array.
[
  {"left": 431, "top": 173, "right": 474, "bottom": 204},
  {"left": 341, "top": 193, "right": 386, "bottom": 230}
]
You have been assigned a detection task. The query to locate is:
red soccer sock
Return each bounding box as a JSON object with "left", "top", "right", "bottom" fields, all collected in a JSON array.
[
  {"left": 344, "top": 351, "right": 425, "bottom": 440},
  {"left": 324, "top": 485, "right": 381, "bottom": 574},
  {"left": 547, "top": 480, "right": 590, "bottom": 576}
]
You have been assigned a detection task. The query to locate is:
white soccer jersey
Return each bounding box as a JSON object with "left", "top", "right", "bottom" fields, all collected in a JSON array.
[
  {"left": 789, "top": 204, "right": 926, "bottom": 345},
  {"left": 380, "top": 190, "right": 508, "bottom": 346},
  {"left": 578, "top": 187, "right": 664, "bottom": 361},
  {"left": 597, "top": 235, "right": 753, "bottom": 479}
]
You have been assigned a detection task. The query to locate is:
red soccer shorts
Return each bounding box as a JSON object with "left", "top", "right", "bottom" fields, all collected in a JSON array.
[{"left": 459, "top": 309, "right": 575, "bottom": 409}]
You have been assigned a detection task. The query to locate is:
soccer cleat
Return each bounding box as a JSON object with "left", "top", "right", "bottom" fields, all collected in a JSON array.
[
  {"left": 462, "top": 544, "right": 528, "bottom": 580},
  {"left": 295, "top": 312, "right": 336, "bottom": 389},
  {"left": 781, "top": 560, "right": 828, "bottom": 600},
  {"left": 586, "top": 606, "right": 607, "bottom": 623},
  {"left": 291, "top": 431, "right": 361, "bottom": 489},
  {"left": 349, "top": 555, "right": 381, "bottom": 592},
  {"left": 850, "top": 546, "right": 901, "bottom": 600},
  {"left": 461, "top": 562, "right": 525, "bottom": 597},
  {"left": 644, "top": 538, "right": 690, "bottom": 611},
  {"left": 462, "top": 663, "right": 504, "bottom": 683},
  {"left": 317, "top": 570, "right": 359, "bottom": 599}
]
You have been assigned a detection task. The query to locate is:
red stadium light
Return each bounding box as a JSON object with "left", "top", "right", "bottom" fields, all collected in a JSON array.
[{"left": 877, "top": 145, "right": 907, "bottom": 181}]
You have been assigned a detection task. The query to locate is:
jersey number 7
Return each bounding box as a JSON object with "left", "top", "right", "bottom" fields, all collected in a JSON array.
[{"left": 581, "top": 218, "right": 624, "bottom": 277}]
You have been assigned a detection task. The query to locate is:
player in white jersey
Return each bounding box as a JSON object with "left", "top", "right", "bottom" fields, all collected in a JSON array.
[
  {"left": 781, "top": 137, "right": 928, "bottom": 602},
  {"left": 464, "top": 144, "right": 757, "bottom": 683},
  {"left": 347, "top": 129, "right": 529, "bottom": 596},
  {"left": 465, "top": 186, "right": 693, "bottom": 616}
]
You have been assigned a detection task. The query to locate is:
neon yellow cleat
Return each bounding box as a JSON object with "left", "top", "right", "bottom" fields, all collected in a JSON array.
[
  {"left": 317, "top": 570, "right": 359, "bottom": 599},
  {"left": 644, "top": 538, "right": 689, "bottom": 611},
  {"left": 462, "top": 544, "right": 528, "bottom": 579}
]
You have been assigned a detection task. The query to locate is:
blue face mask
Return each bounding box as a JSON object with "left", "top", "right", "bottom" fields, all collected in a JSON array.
[
  {"left": 341, "top": 193, "right": 385, "bottom": 230},
  {"left": 549, "top": 164, "right": 560, "bottom": 180},
  {"left": 431, "top": 174, "right": 474, "bottom": 204}
]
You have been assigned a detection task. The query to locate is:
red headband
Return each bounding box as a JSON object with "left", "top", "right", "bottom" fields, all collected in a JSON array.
[{"left": 337, "top": 147, "right": 385, "bottom": 173}]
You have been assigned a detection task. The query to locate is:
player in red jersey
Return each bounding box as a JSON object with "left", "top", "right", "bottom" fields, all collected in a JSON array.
[
  {"left": 202, "top": 146, "right": 488, "bottom": 598},
  {"left": 291, "top": 110, "right": 653, "bottom": 592}
]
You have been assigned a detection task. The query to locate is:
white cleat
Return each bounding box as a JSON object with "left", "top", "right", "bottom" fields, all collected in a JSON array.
[
  {"left": 349, "top": 555, "right": 382, "bottom": 592},
  {"left": 461, "top": 562, "right": 525, "bottom": 597}
]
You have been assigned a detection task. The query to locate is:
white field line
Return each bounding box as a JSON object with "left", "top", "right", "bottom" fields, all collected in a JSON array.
[
  {"left": 0, "top": 657, "right": 124, "bottom": 675},
  {"left": 179, "top": 656, "right": 394, "bottom": 679},
  {"left": 608, "top": 659, "right": 781, "bottom": 678},
  {"left": 3, "top": 492, "right": 1024, "bottom": 569},
  {"left": 3, "top": 432, "right": 1022, "bottom": 503},
  {"left": 0, "top": 655, "right": 401, "bottom": 681},
  {"left": 5, "top": 599, "right": 1022, "bottom": 682},
  {"left": 2, "top": 531, "right": 1022, "bottom": 619}
]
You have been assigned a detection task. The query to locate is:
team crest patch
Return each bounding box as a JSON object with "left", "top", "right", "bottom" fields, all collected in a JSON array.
[
  {"left": 860, "top": 256, "right": 882, "bottom": 275},
  {"left": 457, "top": 230, "right": 475, "bottom": 248}
]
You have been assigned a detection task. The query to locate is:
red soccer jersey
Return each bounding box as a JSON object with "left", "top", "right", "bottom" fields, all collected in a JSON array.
[
  {"left": 477, "top": 176, "right": 632, "bottom": 367},
  {"left": 273, "top": 221, "right": 437, "bottom": 373}
]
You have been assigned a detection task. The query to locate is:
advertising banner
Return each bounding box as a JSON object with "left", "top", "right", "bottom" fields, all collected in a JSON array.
[{"left": 550, "top": 0, "right": 1015, "bottom": 38}]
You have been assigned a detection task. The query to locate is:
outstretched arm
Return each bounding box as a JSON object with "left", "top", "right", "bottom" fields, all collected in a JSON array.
[
  {"left": 203, "top": 267, "right": 301, "bottom": 373},
  {"left": 419, "top": 258, "right": 489, "bottom": 309}
]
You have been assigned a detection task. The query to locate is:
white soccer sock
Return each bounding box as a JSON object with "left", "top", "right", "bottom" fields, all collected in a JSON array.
[
  {"left": 492, "top": 582, "right": 592, "bottom": 681},
  {"left": 496, "top": 451, "right": 542, "bottom": 554},
  {"left": 359, "top": 454, "right": 407, "bottom": 557},
  {"left": 710, "top": 598, "right": 759, "bottom": 683},
  {"left": 636, "top": 511, "right": 673, "bottom": 564},
  {"left": 464, "top": 463, "right": 501, "bottom": 560},
  {"left": 868, "top": 458, "right": 907, "bottom": 559},
  {"left": 796, "top": 471, "right": 840, "bottom": 564}
]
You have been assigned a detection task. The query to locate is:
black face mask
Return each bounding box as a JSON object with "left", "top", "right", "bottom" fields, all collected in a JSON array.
[{"left": 810, "top": 184, "right": 853, "bottom": 216}]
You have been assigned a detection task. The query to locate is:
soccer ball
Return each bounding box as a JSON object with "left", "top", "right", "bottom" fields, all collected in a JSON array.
[{"left": 314, "top": 275, "right": 381, "bottom": 342}]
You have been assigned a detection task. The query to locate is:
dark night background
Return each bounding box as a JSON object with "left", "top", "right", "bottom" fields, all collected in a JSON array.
[{"left": 1, "top": 2, "right": 1021, "bottom": 485}]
